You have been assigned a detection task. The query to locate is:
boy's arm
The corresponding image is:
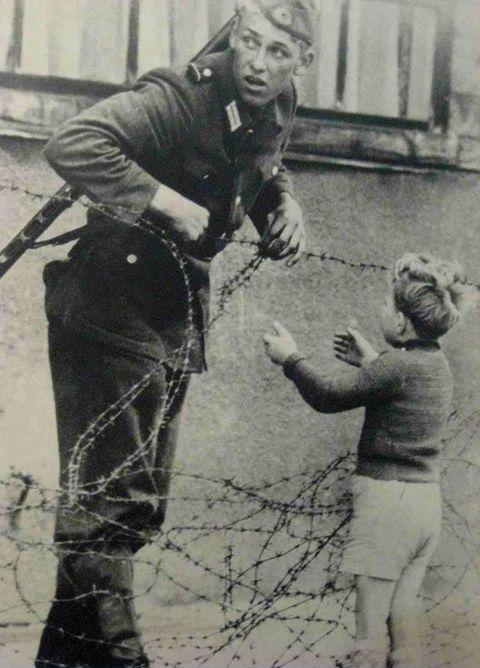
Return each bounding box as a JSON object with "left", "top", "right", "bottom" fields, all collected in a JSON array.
[
  {"left": 333, "top": 328, "right": 379, "bottom": 368},
  {"left": 282, "top": 352, "right": 403, "bottom": 413},
  {"left": 263, "top": 321, "right": 403, "bottom": 413}
]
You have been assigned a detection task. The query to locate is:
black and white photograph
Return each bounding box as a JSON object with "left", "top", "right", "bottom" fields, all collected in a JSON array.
[{"left": 0, "top": 1, "right": 479, "bottom": 667}]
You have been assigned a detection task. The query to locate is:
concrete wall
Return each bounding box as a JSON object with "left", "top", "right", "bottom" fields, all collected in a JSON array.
[
  {"left": 1, "top": 140, "right": 479, "bottom": 624},
  {"left": 451, "top": 0, "right": 480, "bottom": 167}
]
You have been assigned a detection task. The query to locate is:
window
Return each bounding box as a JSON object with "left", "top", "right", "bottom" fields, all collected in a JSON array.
[
  {"left": 0, "top": 0, "right": 452, "bottom": 135},
  {"left": 296, "top": 0, "right": 452, "bottom": 131},
  {"left": 0, "top": 0, "right": 219, "bottom": 87},
  {"left": 0, "top": 0, "right": 231, "bottom": 135}
]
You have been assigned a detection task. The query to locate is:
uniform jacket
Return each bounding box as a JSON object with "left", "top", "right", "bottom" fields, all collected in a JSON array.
[{"left": 43, "top": 48, "right": 297, "bottom": 372}]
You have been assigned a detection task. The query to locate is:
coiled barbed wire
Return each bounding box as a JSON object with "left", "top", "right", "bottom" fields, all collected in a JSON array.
[{"left": 0, "top": 181, "right": 479, "bottom": 668}]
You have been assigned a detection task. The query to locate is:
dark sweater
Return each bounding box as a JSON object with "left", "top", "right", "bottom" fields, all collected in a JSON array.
[{"left": 284, "top": 341, "right": 453, "bottom": 482}]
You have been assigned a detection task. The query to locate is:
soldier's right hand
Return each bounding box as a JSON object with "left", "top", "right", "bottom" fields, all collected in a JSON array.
[{"left": 148, "top": 184, "right": 210, "bottom": 245}]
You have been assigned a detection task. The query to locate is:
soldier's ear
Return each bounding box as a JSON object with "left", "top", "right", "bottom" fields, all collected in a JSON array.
[
  {"left": 396, "top": 311, "right": 408, "bottom": 336},
  {"left": 293, "top": 49, "right": 314, "bottom": 77}
]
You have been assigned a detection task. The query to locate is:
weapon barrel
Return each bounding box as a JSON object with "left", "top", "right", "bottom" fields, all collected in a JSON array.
[
  {"left": 195, "top": 18, "right": 233, "bottom": 57},
  {"left": 0, "top": 184, "right": 79, "bottom": 279},
  {"left": 0, "top": 17, "right": 233, "bottom": 281}
]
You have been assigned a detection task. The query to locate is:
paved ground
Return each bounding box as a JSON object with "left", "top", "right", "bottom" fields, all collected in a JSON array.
[
  {"left": 1, "top": 595, "right": 479, "bottom": 668},
  {"left": 0, "top": 597, "right": 352, "bottom": 668}
]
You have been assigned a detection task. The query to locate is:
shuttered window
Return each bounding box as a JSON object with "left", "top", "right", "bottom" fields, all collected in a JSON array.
[
  {"left": 0, "top": 0, "right": 451, "bottom": 133},
  {"left": 296, "top": 0, "right": 451, "bottom": 130}
]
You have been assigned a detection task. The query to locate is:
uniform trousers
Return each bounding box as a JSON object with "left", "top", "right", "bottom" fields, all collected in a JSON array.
[{"left": 35, "top": 323, "right": 189, "bottom": 667}]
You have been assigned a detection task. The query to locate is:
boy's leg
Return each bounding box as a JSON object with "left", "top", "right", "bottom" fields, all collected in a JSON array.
[
  {"left": 387, "top": 485, "right": 441, "bottom": 668},
  {"left": 355, "top": 575, "right": 396, "bottom": 641},
  {"left": 345, "top": 575, "right": 396, "bottom": 668},
  {"left": 340, "top": 477, "right": 406, "bottom": 667},
  {"left": 387, "top": 559, "right": 431, "bottom": 668}
]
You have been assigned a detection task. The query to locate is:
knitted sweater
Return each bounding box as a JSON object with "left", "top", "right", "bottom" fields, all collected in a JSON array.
[{"left": 284, "top": 341, "right": 453, "bottom": 482}]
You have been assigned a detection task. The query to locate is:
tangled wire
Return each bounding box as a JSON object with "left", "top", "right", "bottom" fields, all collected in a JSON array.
[{"left": 0, "top": 182, "right": 479, "bottom": 668}]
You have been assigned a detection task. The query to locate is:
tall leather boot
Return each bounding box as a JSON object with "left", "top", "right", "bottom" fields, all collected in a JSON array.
[
  {"left": 65, "top": 546, "right": 149, "bottom": 668},
  {"left": 35, "top": 558, "right": 100, "bottom": 668}
]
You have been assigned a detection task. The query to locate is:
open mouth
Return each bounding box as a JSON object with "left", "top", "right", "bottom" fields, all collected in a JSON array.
[{"left": 244, "top": 75, "right": 267, "bottom": 90}]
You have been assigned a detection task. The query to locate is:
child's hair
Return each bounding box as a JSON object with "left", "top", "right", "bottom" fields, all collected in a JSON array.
[{"left": 392, "top": 253, "right": 469, "bottom": 340}]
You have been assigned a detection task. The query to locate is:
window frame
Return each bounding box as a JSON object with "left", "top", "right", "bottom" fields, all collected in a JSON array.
[
  {"left": 295, "top": 0, "right": 453, "bottom": 132},
  {"left": 0, "top": 0, "right": 454, "bottom": 138}
]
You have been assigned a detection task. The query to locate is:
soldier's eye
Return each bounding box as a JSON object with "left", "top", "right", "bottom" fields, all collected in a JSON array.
[
  {"left": 242, "top": 35, "right": 258, "bottom": 49},
  {"left": 270, "top": 46, "right": 290, "bottom": 60}
]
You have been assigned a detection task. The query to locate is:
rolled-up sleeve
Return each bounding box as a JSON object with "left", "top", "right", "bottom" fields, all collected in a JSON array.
[{"left": 44, "top": 78, "right": 194, "bottom": 222}]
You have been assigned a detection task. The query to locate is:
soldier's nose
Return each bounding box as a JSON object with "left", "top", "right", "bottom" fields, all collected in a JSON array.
[
  {"left": 250, "top": 51, "right": 267, "bottom": 73},
  {"left": 251, "top": 61, "right": 266, "bottom": 73}
]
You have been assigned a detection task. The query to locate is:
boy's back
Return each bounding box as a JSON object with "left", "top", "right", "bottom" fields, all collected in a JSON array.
[{"left": 358, "top": 341, "right": 453, "bottom": 482}]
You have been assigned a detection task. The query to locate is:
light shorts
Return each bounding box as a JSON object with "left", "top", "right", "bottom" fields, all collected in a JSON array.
[{"left": 340, "top": 475, "right": 442, "bottom": 581}]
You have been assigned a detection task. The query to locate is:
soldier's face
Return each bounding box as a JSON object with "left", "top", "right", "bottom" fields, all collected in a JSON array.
[{"left": 230, "top": 11, "right": 313, "bottom": 108}]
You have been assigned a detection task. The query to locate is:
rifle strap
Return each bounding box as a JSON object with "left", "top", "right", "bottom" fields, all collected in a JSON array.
[{"left": 32, "top": 225, "right": 89, "bottom": 248}]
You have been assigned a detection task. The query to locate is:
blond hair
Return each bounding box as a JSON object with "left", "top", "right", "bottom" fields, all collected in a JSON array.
[{"left": 392, "top": 253, "right": 469, "bottom": 340}]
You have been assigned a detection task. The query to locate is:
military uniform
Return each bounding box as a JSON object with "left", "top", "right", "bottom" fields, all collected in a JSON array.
[
  {"left": 44, "top": 47, "right": 296, "bottom": 371},
  {"left": 36, "top": 47, "right": 298, "bottom": 668}
]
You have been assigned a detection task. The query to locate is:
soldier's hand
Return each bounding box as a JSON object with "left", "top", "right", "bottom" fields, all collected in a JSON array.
[
  {"left": 261, "top": 193, "right": 306, "bottom": 267},
  {"left": 148, "top": 184, "right": 210, "bottom": 245}
]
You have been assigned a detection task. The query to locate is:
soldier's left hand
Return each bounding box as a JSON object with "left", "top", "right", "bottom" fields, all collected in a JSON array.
[{"left": 261, "top": 194, "right": 306, "bottom": 267}]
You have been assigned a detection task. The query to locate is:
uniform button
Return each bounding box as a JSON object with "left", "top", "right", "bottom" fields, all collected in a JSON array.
[
  {"left": 272, "top": 165, "right": 279, "bottom": 176},
  {"left": 235, "top": 195, "right": 242, "bottom": 206},
  {"left": 203, "top": 68, "right": 212, "bottom": 78},
  {"left": 126, "top": 254, "right": 137, "bottom": 264},
  {"left": 247, "top": 128, "right": 254, "bottom": 135}
]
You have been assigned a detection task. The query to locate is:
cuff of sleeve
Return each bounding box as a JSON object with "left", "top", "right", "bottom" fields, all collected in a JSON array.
[
  {"left": 270, "top": 169, "right": 295, "bottom": 199},
  {"left": 91, "top": 166, "right": 160, "bottom": 226},
  {"left": 278, "top": 190, "right": 296, "bottom": 202},
  {"left": 275, "top": 183, "right": 295, "bottom": 200},
  {"left": 283, "top": 352, "right": 307, "bottom": 378}
]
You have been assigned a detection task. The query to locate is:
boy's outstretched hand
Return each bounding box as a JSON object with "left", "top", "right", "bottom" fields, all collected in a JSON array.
[
  {"left": 333, "top": 328, "right": 379, "bottom": 367},
  {"left": 263, "top": 321, "right": 299, "bottom": 365}
]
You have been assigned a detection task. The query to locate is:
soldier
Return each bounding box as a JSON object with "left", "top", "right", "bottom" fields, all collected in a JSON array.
[{"left": 35, "top": 1, "right": 316, "bottom": 667}]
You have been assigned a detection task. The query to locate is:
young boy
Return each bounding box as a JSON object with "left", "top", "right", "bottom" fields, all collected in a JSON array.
[{"left": 263, "top": 253, "right": 469, "bottom": 668}]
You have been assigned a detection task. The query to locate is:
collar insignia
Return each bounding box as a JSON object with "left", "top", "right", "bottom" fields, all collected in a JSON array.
[
  {"left": 187, "top": 62, "right": 202, "bottom": 83},
  {"left": 225, "top": 100, "right": 242, "bottom": 132}
]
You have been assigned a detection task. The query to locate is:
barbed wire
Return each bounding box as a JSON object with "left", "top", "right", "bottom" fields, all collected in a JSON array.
[{"left": 0, "top": 181, "right": 479, "bottom": 668}]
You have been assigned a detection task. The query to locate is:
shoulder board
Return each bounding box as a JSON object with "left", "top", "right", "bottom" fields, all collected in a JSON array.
[
  {"left": 187, "top": 61, "right": 215, "bottom": 84},
  {"left": 133, "top": 67, "right": 196, "bottom": 117},
  {"left": 134, "top": 67, "right": 185, "bottom": 90},
  {"left": 134, "top": 66, "right": 195, "bottom": 97}
]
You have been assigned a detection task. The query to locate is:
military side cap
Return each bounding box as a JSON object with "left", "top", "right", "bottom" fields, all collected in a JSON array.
[{"left": 237, "top": 0, "right": 317, "bottom": 46}]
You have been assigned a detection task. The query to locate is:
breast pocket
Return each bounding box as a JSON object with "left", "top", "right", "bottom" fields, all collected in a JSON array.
[
  {"left": 182, "top": 155, "right": 215, "bottom": 198},
  {"left": 182, "top": 151, "right": 233, "bottom": 204}
]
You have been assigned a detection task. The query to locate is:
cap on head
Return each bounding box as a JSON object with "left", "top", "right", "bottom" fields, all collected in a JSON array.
[{"left": 235, "top": 0, "right": 317, "bottom": 46}]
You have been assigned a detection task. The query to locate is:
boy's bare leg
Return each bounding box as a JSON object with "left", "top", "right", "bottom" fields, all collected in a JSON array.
[
  {"left": 387, "top": 560, "right": 430, "bottom": 668},
  {"left": 346, "top": 575, "right": 396, "bottom": 668}
]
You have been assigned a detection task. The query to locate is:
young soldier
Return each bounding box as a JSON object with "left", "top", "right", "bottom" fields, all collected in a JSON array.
[{"left": 36, "top": 2, "right": 316, "bottom": 667}]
